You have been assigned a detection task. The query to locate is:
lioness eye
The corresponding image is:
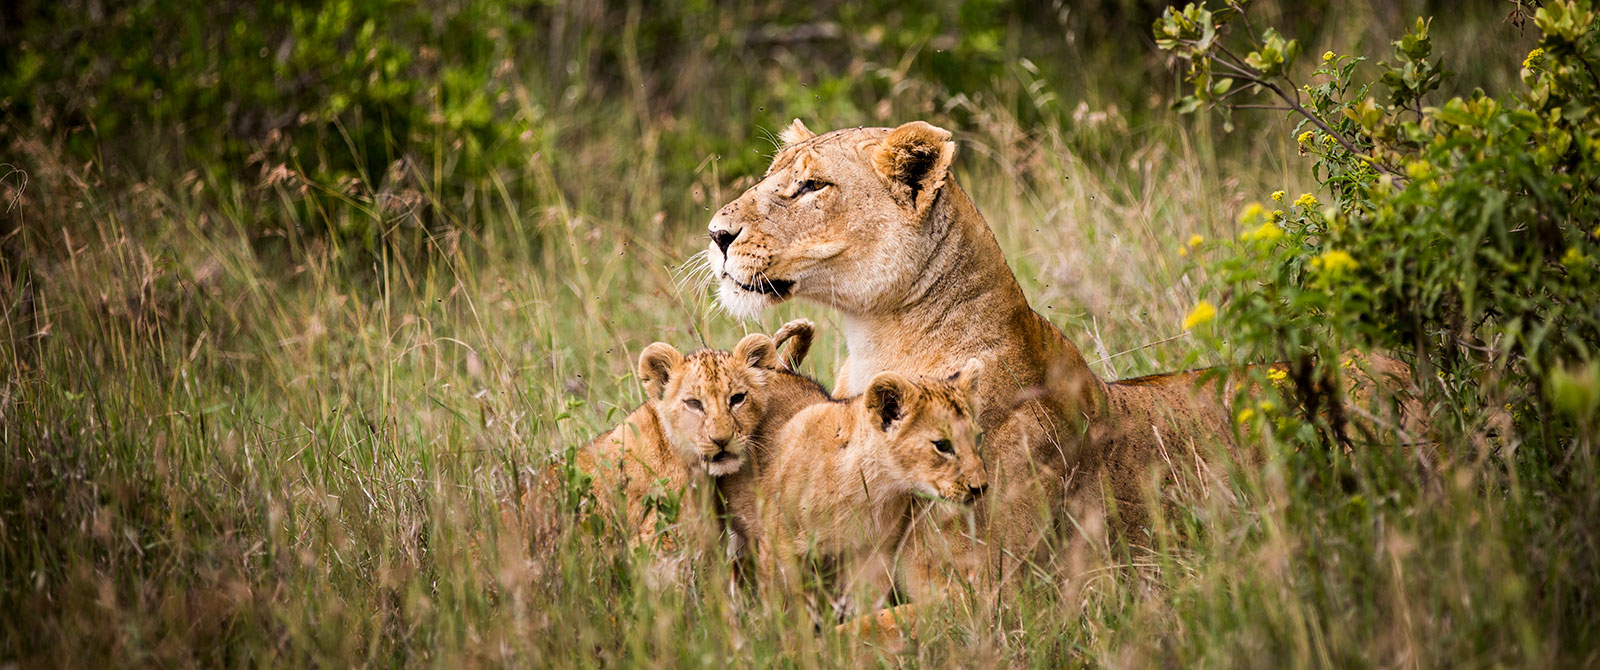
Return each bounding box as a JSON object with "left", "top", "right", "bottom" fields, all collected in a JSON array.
[
  {"left": 794, "top": 179, "right": 827, "bottom": 197},
  {"left": 684, "top": 398, "right": 703, "bottom": 412},
  {"left": 729, "top": 392, "right": 747, "bottom": 406},
  {"left": 933, "top": 439, "right": 954, "bottom": 455}
]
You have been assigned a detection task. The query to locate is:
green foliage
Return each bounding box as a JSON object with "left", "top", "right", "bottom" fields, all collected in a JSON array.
[
  {"left": 3, "top": 1, "right": 1595, "bottom": 666},
  {"left": 1162, "top": 1, "right": 1600, "bottom": 658},
  {"left": 2, "top": 0, "right": 1090, "bottom": 261},
  {"left": 3, "top": 1, "right": 538, "bottom": 245},
  {"left": 1161, "top": 0, "right": 1600, "bottom": 421}
]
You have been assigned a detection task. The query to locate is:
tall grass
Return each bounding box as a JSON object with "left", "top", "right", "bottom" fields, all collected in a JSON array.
[{"left": 3, "top": 1, "right": 1593, "bottom": 666}]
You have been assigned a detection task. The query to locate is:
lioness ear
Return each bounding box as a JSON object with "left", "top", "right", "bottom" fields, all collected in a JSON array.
[
  {"left": 731, "top": 333, "right": 780, "bottom": 370},
  {"left": 863, "top": 372, "right": 915, "bottom": 432},
  {"left": 771, "top": 318, "right": 815, "bottom": 372},
  {"left": 872, "top": 121, "right": 956, "bottom": 218},
  {"left": 638, "top": 343, "right": 684, "bottom": 401},
  {"left": 779, "top": 118, "right": 816, "bottom": 145}
]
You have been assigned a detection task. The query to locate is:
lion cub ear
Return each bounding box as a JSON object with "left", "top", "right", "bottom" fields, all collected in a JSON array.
[
  {"left": 950, "top": 357, "right": 985, "bottom": 417},
  {"left": 637, "top": 343, "right": 684, "bottom": 401},
  {"left": 863, "top": 372, "right": 916, "bottom": 432},
  {"left": 779, "top": 118, "right": 816, "bottom": 145},
  {"left": 731, "top": 333, "right": 780, "bottom": 371},
  {"left": 770, "top": 318, "right": 815, "bottom": 372},
  {"left": 872, "top": 121, "right": 956, "bottom": 218}
]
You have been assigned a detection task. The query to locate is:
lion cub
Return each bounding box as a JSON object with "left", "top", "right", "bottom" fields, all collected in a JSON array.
[
  {"left": 576, "top": 320, "right": 827, "bottom": 548},
  {"left": 758, "top": 359, "right": 987, "bottom": 614}
]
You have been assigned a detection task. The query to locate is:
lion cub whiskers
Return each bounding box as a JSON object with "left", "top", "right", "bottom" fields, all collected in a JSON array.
[
  {"left": 573, "top": 320, "right": 824, "bottom": 550},
  {"left": 758, "top": 358, "right": 987, "bottom": 616}
]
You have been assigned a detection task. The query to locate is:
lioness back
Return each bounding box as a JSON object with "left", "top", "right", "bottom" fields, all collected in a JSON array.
[{"left": 1093, "top": 351, "right": 1429, "bottom": 530}]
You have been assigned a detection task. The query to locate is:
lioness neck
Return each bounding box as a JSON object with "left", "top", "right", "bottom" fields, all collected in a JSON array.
[{"left": 840, "top": 182, "right": 1103, "bottom": 423}]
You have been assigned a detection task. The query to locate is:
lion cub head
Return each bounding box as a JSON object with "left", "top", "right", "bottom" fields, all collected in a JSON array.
[
  {"left": 638, "top": 320, "right": 815, "bottom": 476},
  {"left": 705, "top": 119, "right": 958, "bottom": 318},
  {"left": 856, "top": 358, "right": 988, "bottom": 505}
]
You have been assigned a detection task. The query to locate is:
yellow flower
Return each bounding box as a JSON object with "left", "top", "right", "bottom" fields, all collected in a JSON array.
[
  {"left": 1562, "top": 247, "right": 1589, "bottom": 266},
  {"left": 1293, "top": 193, "right": 1319, "bottom": 208},
  {"left": 1242, "top": 221, "right": 1285, "bottom": 243},
  {"left": 1258, "top": 400, "right": 1276, "bottom": 412},
  {"left": 1323, "top": 51, "right": 1336, "bottom": 62},
  {"left": 1271, "top": 190, "right": 1286, "bottom": 202},
  {"left": 1183, "top": 300, "right": 1217, "bottom": 330},
  {"left": 1188, "top": 234, "right": 1205, "bottom": 247},
  {"left": 1267, "top": 368, "right": 1288, "bottom": 382},
  {"left": 1235, "top": 408, "right": 1256, "bottom": 424},
  {"left": 1272, "top": 209, "right": 1286, "bottom": 220},
  {"left": 1297, "top": 130, "right": 1315, "bottom": 144},
  {"left": 1523, "top": 48, "right": 1545, "bottom": 70},
  {"left": 1178, "top": 245, "right": 1188, "bottom": 257},
  {"left": 1312, "top": 249, "right": 1359, "bottom": 274},
  {"left": 1239, "top": 202, "right": 1268, "bottom": 225}
]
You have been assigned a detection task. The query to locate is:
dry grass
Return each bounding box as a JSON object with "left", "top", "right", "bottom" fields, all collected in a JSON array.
[{"left": 2, "top": 4, "right": 1594, "bottom": 667}]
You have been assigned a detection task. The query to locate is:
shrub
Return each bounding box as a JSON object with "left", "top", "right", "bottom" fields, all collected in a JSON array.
[
  {"left": 1158, "top": 1, "right": 1600, "bottom": 438},
  {"left": 1157, "top": 0, "right": 1600, "bottom": 650}
]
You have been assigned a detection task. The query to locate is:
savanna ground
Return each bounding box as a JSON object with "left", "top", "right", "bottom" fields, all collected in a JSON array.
[{"left": 2, "top": 0, "right": 1596, "bottom": 666}]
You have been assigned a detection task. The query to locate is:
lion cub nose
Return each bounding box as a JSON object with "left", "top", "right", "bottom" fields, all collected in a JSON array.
[
  {"left": 711, "top": 228, "right": 740, "bottom": 255},
  {"left": 968, "top": 484, "right": 988, "bottom": 500},
  {"left": 710, "top": 437, "right": 730, "bottom": 449}
]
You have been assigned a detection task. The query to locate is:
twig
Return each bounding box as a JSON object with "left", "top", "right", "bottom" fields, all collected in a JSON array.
[{"left": 1090, "top": 331, "right": 1191, "bottom": 367}]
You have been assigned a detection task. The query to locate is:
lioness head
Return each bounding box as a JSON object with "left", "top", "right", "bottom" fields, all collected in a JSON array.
[
  {"left": 858, "top": 358, "right": 987, "bottom": 504},
  {"left": 706, "top": 119, "right": 957, "bottom": 318},
  {"left": 639, "top": 326, "right": 806, "bottom": 477}
]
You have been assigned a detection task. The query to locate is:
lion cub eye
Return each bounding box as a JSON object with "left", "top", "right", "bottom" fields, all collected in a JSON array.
[
  {"left": 793, "top": 179, "right": 828, "bottom": 198},
  {"left": 684, "top": 398, "right": 704, "bottom": 412},
  {"left": 932, "top": 439, "right": 955, "bottom": 455},
  {"left": 729, "top": 392, "right": 747, "bottom": 407}
]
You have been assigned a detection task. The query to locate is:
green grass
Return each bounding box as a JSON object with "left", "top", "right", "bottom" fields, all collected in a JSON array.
[{"left": 3, "top": 3, "right": 1596, "bottom": 667}]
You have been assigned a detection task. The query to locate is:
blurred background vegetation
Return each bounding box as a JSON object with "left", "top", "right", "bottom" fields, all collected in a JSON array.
[
  {"left": 5, "top": 0, "right": 1592, "bottom": 666},
  {"left": 1, "top": 0, "right": 1532, "bottom": 254}
]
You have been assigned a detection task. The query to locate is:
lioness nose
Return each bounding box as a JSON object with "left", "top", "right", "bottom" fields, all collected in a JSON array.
[{"left": 711, "top": 228, "right": 739, "bottom": 255}]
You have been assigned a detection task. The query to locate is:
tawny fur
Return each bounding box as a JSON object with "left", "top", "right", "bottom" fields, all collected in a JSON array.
[
  {"left": 706, "top": 120, "right": 1430, "bottom": 614},
  {"left": 757, "top": 360, "right": 987, "bottom": 617},
  {"left": 573, "top": 320, "right": 830, "bottom": 550}
]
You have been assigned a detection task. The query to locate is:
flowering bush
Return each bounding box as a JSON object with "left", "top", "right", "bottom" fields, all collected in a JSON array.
[{"left": 1157, "top": 1, "right": 1600, "bottom": 448}]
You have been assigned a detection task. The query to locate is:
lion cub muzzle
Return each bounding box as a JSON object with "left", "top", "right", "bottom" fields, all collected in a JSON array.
[{"left": 698, "top": 434, "right": 745, "bottom": 477}]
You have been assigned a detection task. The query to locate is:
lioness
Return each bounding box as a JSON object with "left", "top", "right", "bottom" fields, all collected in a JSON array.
[
  {"left": 576, "top": 320, "right": 829, "bottom": 548},
  {"left": 759, "top": 359, "right": 988, "bottom": 618},
  {"left": 705, "top": 120, "right": 1423, "bottom": 617}
]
